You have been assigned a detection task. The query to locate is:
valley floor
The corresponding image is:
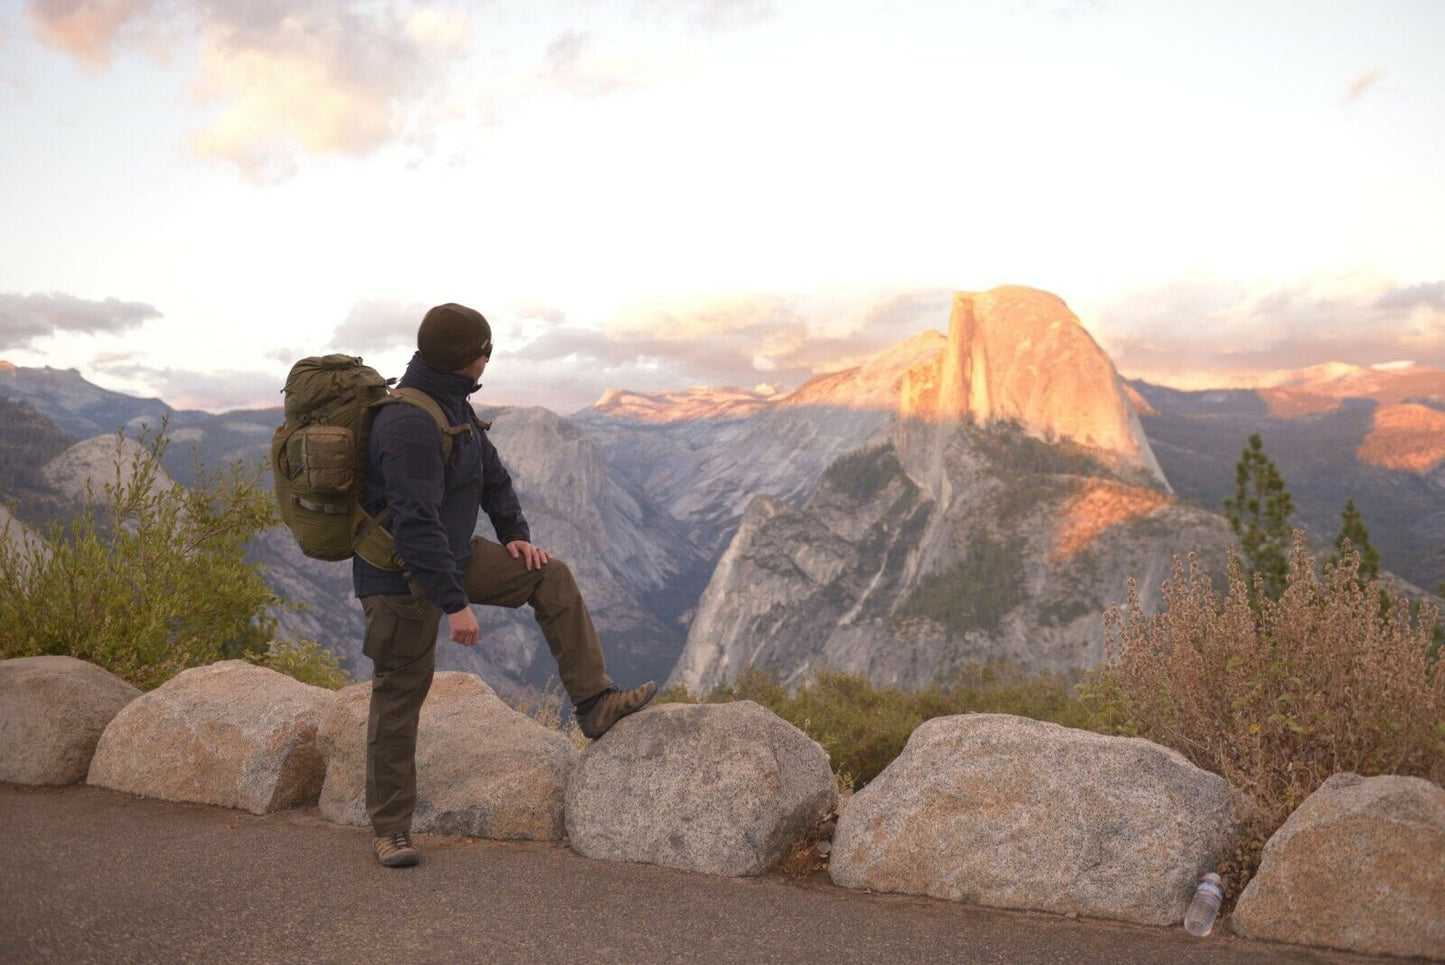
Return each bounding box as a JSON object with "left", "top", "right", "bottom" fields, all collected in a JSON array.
[{"left": 0, "top": 785, "right": 1404, "bottom": 965}]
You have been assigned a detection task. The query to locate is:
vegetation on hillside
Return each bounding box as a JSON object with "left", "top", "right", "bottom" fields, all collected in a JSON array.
[
  {"left": 1084, "top": 536, "right": 1444, "bottom": 895},
  {"left": 819, "top": 445, "right": 904, "bottom": 501},
  {"left": 0, "top": 425, "right": 347, "bottom": 690},
  {"left": 896, "top": 533, "right": 1027, "bottom": 635},
  {"left": 0, "top": 396, "right": 74, "bottom": 528}
]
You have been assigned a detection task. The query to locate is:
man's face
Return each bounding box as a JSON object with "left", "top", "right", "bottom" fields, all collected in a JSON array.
[{"left": 459, "top": 354, "right": 489, "bottom": 381}]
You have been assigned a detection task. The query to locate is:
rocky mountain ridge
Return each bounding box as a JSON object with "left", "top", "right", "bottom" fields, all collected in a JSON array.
[
  {"left": 5, "top": 284, "right": 1442, "bottom": 693},
  {"left": 670, "top": 288, "right": 1223, "bottom": 692}
]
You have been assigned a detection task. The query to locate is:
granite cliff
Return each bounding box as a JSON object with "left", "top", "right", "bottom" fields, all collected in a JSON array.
[{"left": 670, "top": 287, "right": 1222, "bottom": 692}]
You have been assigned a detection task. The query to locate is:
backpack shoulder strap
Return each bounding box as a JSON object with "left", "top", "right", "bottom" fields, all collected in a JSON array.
[{"left": 375, "top": 387, "right": 472, "bottom": 463}]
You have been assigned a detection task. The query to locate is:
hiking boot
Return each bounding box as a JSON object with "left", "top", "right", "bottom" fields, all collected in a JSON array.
[
  {"left": 577, "top": 681, "right": 657, "bottom": 740},
  {"left": 374, "top": 830, "right": 420, "bottom": 868}
]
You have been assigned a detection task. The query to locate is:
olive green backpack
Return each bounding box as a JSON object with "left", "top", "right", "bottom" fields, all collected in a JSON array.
[{"left": 270, "top": 355, "right": 475, "bottom": 570}]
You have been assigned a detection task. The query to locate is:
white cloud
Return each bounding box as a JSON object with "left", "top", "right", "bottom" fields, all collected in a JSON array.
[
  {"left": 0, "top": 291, "right": 162, "bottom": 347},
  {"left": 26, "top": 0, "right": 474, "bottom": 181},
  {"left": 330, "top": 299, "right": 428, "bottom": 352},
  {"left": 1097, "top": 275, "right": 1445, "bottom": 384}
]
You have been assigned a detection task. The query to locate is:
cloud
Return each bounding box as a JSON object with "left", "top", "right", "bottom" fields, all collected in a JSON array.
[
  {"left": 1343, "top": 68, "right": 1385, "bottom": 102},
  {"left": 1377, "top": 281, "right": 1445, "bottom": 312},
  {"left": 26, "top": 0, "right": 473, "bottom": 181},
  {"left": 92, "top": 350, "right": 141, "bottom": 365},
  {"left": 0, "top": 291, "right": 162, "bottom": 347},
  {"left": 508, "top": 287, "right": 951, "bottom": 397},
  {"left": 538, "top": 27, "right": 682, "bottom": 98},
  {"left": 25, "top": 0, "right": 154, "bottom": 67},
  {"left": 515, "top": 304, "right": 566, "bottom": 326},
  {"left": 1098, "top": 275, "right": 1445, "bottom": 385},
  {"left": 633, "top": 0, "right": 776, "bottom": 31},
  {"left": 330, "top": 298, "right": 428, "bottom": 352},
  {"left": 98, "top": 361, "right": 283, "bottom": 411}
]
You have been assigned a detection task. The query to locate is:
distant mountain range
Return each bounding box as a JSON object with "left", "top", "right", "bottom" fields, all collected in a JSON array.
[{"left": 3, "top": 287, "right": 1441, "bottom": 693}]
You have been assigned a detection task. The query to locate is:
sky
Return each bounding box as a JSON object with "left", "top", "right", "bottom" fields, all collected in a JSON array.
[{"left": 1, "top": 0, "right": 1442, "bottom": 413}]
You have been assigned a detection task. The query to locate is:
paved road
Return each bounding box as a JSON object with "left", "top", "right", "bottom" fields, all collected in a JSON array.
[{"left": 0, "top": 784, "right": 1403, "bottom": 965}]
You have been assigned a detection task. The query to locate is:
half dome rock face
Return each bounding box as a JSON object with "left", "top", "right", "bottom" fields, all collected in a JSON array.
[{"left": 902, "top": 287, "right": 1167, "bottom": 487}]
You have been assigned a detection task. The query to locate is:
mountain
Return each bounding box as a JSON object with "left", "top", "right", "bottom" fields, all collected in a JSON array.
[
  {"left": 7, "top": 292, "right": 1441, "bottom": 695},
  {"left": 0, "top": 395, "right": 74, "bottom": 528},
  {"left": 1133, "top": 363, "right": 1445, "bottom": 590},
  {"left": 899, "top": 288, "right": 1166, "bottom": 487},
  {"left": 2, "top": 367, "right": 706, "bottom": 689},
  {"left": 574, "top": 331, "right": 947, "bottom": 557},
  {"left": 0, "top": 364, "right": 170, "bottom": 440},
  {"left": 669, "top": 286, "right": 1227, "bottom": 693}
]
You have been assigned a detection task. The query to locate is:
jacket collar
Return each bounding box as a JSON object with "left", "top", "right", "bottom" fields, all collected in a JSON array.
[{"left": 398, "top": 352, "right": 481, "bottom": 404}]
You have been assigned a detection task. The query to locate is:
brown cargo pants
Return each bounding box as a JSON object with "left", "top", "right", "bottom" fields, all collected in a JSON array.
[{"left": 362, "top": 536, "right": 613, "bottom": 835}]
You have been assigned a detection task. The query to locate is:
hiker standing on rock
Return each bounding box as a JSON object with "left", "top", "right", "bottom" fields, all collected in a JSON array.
[{"left": 355, "top": 303, "right": 656, "bottom": 868}]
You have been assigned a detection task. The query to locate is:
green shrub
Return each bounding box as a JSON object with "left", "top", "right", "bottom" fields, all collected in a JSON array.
[
  {"left": 1083, "top": 534, "right": 1445, "bottom": 894},
  {"left": 662, "top": 663, "right": 1098, "bottom": 788},
  {"left": 0, "top": 426, "right": 303, "bottom": 690},
  {"left": 246, "top": 638, "right": 350, "bottom": 690}
]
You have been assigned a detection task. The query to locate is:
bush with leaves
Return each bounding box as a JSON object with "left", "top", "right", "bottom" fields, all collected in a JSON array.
[
  {"left": 0, "top": 427, "right": 340, "bottom": 690},
  {"left": 1084, "top": 533, "right": 1445, "bottom": 894},
  {"left": 245, "top": 638, "right": 350, "bottom": 690},
  {"left": 660, "top": 663, "right": 1097, "bottom": 788}
]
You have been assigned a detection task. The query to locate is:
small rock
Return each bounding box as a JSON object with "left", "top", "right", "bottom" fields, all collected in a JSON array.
[
  {"left": 1231, "top": 773, "right": 1445, "bottom": 960},
  {"left": 0, "top": 656, "right": 140, "bottom": 785}
]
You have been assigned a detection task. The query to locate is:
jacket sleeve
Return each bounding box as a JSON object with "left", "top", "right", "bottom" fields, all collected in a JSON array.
[
  {"left": 372, "top": 408, "right": 468, "bottom": 614},
  {"left": 479, "top": 431, "right": 531, "bottom": 545}
]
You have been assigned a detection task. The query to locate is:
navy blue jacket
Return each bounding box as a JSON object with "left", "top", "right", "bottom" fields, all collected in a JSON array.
[{"left": 352, "top": 353, "right": 529, "bottom": 613}]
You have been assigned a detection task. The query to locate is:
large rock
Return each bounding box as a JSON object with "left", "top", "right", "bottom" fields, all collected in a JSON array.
[
  {"left": 87, "top": 660, "right": 332, "bottom": 813},
  {"left": 317, "top": 672, "right": 577, "bottom": 840},
  {"left": 830, "top": 714, "right": 1234, "bottom": 925},
  {"left": 565, "top": 701, "right": 836, "bottom": 876},
  {"left": 0, "top": 656, "right": 140, "bottom": 785},
  {"left": 1231, "top": 773, "right": 1445, "bottom": 959}
]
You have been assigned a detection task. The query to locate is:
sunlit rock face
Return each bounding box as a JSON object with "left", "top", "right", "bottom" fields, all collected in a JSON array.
[
  {"left": 1357, "top": 403, "right": 1445, "bottom": 474},
  {"left": 901, "top": 287, "right": 1167, "bottom": 488}
]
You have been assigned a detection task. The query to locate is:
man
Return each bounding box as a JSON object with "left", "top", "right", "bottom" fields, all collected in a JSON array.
[{"left": 354, "top": 302, "right": 656, "bottom": 868}]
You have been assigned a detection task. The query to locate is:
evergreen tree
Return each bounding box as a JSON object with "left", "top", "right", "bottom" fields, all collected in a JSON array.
[
  {"left": 1222, "top": 433, "right": 1294, "bottom": 600},
  {"left": 1330, "top": 498, "right": 1381, "bottom": 580}
]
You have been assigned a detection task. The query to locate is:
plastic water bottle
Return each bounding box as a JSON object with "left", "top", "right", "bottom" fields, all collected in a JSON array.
[{"left": 1184, "top": 873, "right": 1225, "bottom": 937}]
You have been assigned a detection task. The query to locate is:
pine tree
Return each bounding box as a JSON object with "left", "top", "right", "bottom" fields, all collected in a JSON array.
[
  {"left": 1222, "top": 433, "right": 1294, "bottom": 600},
  {"left": 1331, "top": 498, "right": 1381, "bottom": 580}
]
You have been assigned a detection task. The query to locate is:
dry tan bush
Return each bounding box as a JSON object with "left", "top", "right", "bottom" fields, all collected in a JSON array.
[
  {"left": 1086, "top": 532, "right": 1445, "bottom": 894},
  {"left": 499, "top": 678, "right": 586, "bottom": 749}
]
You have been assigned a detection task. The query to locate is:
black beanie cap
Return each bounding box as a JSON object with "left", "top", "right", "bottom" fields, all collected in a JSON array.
[{"left": 418, "top": 303, "right": 492, "bottom": 371}]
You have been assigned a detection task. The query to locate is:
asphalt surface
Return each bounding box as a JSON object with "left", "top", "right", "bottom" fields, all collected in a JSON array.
[{"left": 0, "top": 784, "right": 1410, "bottom": 965}]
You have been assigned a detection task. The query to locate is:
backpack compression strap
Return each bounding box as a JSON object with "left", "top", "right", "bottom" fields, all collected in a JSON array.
[{"left": 351, "top": 387, "right": 476, "bottom": 573}]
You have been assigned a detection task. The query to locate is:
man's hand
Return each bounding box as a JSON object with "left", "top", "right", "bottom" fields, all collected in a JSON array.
[
  {"left": 447, "top": 606, "right": 480, "bottom": 646},
  {"left": 507, "top": 540, "right": 551, "bottom": 571}
]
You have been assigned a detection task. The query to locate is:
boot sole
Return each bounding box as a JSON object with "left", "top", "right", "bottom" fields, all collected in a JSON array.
[
  {"left": 580, "top": 682, "right": 657, "bottom": 739},
  {"left": 376, "top": 848, "right": 421, "bottom": 868}
]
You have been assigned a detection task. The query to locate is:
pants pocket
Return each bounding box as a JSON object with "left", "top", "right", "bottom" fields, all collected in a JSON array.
[{"left": 362, "top": 594, "right": 438, "bottom": 668}]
